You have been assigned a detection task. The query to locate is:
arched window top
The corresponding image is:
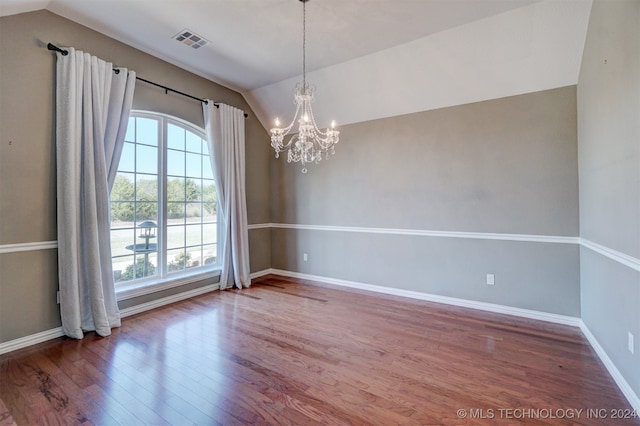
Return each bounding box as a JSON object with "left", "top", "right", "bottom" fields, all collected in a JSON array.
[{"left": 130, "top": 110, "right": 205, "bottom": 137}]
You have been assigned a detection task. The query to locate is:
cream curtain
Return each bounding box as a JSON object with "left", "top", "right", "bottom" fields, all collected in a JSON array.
[
  {"left": 55, "top": 47, "right": 136, "bottom": 338},
  {"left": 203, "top": 102, "right": 251, "bottom": 289}
]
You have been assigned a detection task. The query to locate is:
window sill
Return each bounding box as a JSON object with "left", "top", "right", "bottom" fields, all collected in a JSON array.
[{"left": 116, "top": 267, "right": 221, "bottom": 301}]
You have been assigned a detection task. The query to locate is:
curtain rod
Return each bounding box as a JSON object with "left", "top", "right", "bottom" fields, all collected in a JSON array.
[{"left": 47, "top": 43, "right": 248, "bottom": 118}]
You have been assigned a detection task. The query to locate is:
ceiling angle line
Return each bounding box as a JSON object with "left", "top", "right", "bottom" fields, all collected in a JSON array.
[{"left": 46, "top": 43, "right": 248, "bottom": 118}]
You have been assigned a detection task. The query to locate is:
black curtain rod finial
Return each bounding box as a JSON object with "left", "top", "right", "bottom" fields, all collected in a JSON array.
[{"left": 47, "top": 43, "right": 68, "bottom": 56}]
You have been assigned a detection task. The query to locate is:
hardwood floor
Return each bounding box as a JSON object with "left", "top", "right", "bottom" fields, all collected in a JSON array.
[{"left": 1, "top": 275, "right": 638, "bottom": 425}]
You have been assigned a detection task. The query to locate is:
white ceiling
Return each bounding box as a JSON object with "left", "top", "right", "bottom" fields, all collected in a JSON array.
[{"left": 1, "top": 0, "right": 593, "bottom": 130}]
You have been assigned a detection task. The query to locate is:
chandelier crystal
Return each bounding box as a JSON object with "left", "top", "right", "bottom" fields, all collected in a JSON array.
[{"left": 270, "top": 0, "right": 340, "bottom": 173}]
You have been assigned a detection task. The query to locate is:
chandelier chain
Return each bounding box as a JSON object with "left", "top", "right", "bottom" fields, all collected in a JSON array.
[{"left": 302, "top": 0, "right": 306, "bottom": 89}]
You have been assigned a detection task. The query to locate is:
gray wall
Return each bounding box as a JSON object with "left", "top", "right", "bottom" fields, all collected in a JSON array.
[
  {"left": 273, "top": 87, "right": 578, "bottom": 235},
  {"left": 271, "top": 86, "right": 581, "bottom": 316},
  {"left": 0, "top": 10, "right": 271, "bottom": 343},
  {"left": 577, "top": 0, "right": 640, "bottom": 398}
]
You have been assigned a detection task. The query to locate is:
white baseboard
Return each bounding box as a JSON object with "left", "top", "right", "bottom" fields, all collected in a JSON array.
[
  {"left": 250, "top": 269, "right": 273, "bottom": 280},
  {"left": 267, "top": 268, "right": 581, "bottom": 326},
  {"left": 579, "top": 321, "right": 640, "bottom": 412},
  {"left": 0, "top": 327, "right": 64, "bottom": 355}
]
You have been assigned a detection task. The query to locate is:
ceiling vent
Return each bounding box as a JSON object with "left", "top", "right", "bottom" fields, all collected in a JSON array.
[{"left": 173, "top": 29, "right": 209, "bottom": 49}]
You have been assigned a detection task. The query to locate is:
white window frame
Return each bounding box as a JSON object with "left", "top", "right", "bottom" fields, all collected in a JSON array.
[{"left": 112, "top": 111, "right": 221, "bottom": 300}]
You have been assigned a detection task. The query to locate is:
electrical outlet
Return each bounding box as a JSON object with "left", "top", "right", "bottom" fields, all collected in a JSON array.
[
  {"left": 486, "top": 274, "right": 495, "bottom": 286},
  {"left": 303, "top": 253, "right": 308, "bottom": 262},
  {"left": 629, "top": 332, "right": 634, "bottom": 354},
  {"left": 56, "top": 291, "right": 60, "bottom": 304}
]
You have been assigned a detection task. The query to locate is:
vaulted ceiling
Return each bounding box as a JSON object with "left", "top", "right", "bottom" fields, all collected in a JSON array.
[{"left": 1, "top": 0, "right": 592, "bottom": 130}]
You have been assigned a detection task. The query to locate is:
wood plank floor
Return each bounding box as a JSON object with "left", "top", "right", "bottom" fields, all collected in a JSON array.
[{"left": 1, "top": 275, "right": 638, "bottom": 425}]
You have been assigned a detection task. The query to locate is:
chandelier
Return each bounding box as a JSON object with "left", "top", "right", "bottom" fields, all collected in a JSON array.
[{"left": 270, "top": 0, "right": 340, "bottom": 173}]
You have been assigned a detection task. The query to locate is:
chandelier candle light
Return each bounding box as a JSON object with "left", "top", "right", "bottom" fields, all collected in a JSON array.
[{"left": 270, "top": 0, "right": 340, "bottom": 173}]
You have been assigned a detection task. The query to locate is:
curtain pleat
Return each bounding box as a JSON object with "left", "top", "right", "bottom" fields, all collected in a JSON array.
[
  {"left": 55, "top": 48, "right": 136, "bottom": 338},
  {"left": 106, "top": 70, "right": 137, "bottom": 189},
  {"left": 203, "top": 102, "right": 251, "bottom": 289}
]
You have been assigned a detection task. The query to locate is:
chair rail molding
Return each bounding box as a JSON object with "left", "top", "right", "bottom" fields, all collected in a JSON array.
[
  {"left": 580, "top": 238, "right": 640, "bottom": 272},
  {"left": 270, "top": 222, "right": 579, "bottom": 244},
  {"left": 0, "top": 241, "right": 58, "bottom": 254},
  {"left": 267, "top": 223, "right": 640, "bottom": 273}
]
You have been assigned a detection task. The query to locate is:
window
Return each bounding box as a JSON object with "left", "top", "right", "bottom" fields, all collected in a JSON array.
[{"left": 110, "top": 112, "right": 218, "bottom": 291}]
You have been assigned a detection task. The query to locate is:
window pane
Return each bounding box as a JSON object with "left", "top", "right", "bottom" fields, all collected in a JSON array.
[
  {"left": 203, "top": 244, "right": 217, "bottom": 265},
  {"left": 126, "top": 254, "right": 157, "bottom": 280},
  {"left": 203, "top": 223, "right": 216, "bottom": 245},
  {"left": 124, "top": 117, "right": 135, "bottom": 142},
  {"left": 202, "top": 156, "right": 214, "bottom": 179},
  {"left": 167, "top": 149, "right": 185, "bottom": 176},
  {"left": 187, "top": 247, "right": 202, "bottom": 269},
  {"left": 136, "top": 175, "right": 157, "bottom": 202},
  {"left": 186, "top": 153, "right": 201, "bottom": 178},
  {"left": 167, "top": 202, "right": 185, "bottom": 221},
  {"left": 118, "top": 142, "right": 135, "bottom": 172},
  {"left": 135, "top": 202, "right": 158, "bottom": 222},
  {"left": 167, "top": 178, "right": 185, "bottom": 202},
  {"left": 147, "top": 252, "right": 158, "bottom": 272},
  {"left": 202, "top": 180, "right": 216, "bottom": 219},
  {"left": 186, "top": 203, "right": 202, "bottom": 223},
  {"left": 186, "top": 224, "right": 202, "bottom": 247},
  {"left": 136, "top": 117, "right": 158, "bottom": 146},
  {"left": 167, "top": 225, "right": 185, "bottom": 249},
  {"left": 111, "top": 201, "right": 135, "bottom": 223},
  {"left": 111, "top": 173, "right": 135, "bottom": 202},
  {"left": 113, "top": 255, "right": 134, "bottom": 283},
  {"left": 167, "top": 248, "right": 187, "bottom": 272},
  {"left": 186, "top": 131, "right": 201, "bottom": 153},
  {"left": 111, "top": 228, "right": 135, "bottom": 257},
  {"left": 168, "top": 123, "right": 185, "bottom": 150},
  {"left": 187, "top": 179, "right": 201, "bottom": 202},
  {"left": 202, "top": 139, "right": 209, "bottom": 156},
  {"left": 136, "top": 145, "right": 157, "bottom": 174}
]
